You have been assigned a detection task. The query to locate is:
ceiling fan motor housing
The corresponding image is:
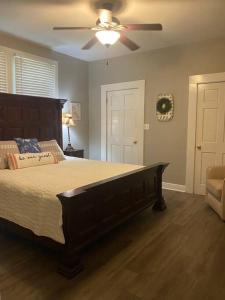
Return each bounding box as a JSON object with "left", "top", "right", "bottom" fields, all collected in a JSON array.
[{"left": 96, "top": 16, "right": 120, "bottom": 27}]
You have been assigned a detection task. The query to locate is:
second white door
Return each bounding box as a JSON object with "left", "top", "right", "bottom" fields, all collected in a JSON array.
[
  {"left": 194, "top": 82, "right": 225, "bottom": 194},
  {"left": 106, "top": 88, "right": 144, "bottom": 165}
]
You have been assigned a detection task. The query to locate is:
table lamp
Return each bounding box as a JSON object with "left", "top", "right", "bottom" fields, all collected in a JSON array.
[{"left": 62, "top": 113, "right": 75, "bottom": 151}]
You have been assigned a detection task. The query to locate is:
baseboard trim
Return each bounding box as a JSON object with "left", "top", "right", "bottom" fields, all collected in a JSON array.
[{"left": 162, "top": 182, "right": 186, "bottom": 193}]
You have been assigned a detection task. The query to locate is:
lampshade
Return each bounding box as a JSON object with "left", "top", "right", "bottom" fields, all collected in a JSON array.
[
  {"left": 95, "top": 30, "right": 120, "bottom": 46},
  {"left": 62, "top": 113, "right": 75, "bottom": 126}
]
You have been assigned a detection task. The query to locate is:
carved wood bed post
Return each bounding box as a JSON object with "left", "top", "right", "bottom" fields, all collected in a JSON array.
[
  {"left": 58, "top": 245, "right": 83, "bottom": 278},
  {"left": 153, "top": 163, "right": 169, "bottom": 211},
  {"left": 59, "top": 99, "right": 67, "bottom": 149},
  {"left": 57, "top": 192, "right": 84, "bottom": 278}
]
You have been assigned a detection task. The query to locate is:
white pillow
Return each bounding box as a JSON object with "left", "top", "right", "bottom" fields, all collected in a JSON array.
[
  {"left": 38, "top": 140, "right": 65, "bottom": 161},
  {"left": 0, "top": 141, "right": 20, "bottom": 169},
  {"left": 7, "top": 152, "right": 58, "bottom": 170}
]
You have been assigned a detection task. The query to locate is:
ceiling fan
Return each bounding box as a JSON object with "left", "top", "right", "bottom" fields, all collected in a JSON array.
[{"left": 53, "top": 2, "right": 163, "bottom": 51}]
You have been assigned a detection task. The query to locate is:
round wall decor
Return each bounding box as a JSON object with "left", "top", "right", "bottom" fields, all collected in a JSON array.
[{"left": 156, "top": 94, "right": 174, "bottom": 121}]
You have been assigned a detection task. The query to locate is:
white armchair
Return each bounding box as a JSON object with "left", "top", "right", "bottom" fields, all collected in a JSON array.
[{"left": 206, "top": 166, "right": 225, "bottom": 220}]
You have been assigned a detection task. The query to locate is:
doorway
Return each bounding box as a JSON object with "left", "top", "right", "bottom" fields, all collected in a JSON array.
[
  {"left": 101, "top": 80, "right": 145, "bottom": 165},
  {"left": 186, "top": 72, "right": 225, "bottom": 194}
]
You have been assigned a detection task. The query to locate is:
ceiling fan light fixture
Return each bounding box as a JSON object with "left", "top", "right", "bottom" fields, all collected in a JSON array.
[{"left": 95, "top": 30, "right": 120, "bottom": 46}]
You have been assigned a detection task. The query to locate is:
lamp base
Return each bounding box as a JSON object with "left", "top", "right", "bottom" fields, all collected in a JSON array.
[{"left": 65, "top": 143, "right": 75, "bottom": 151}]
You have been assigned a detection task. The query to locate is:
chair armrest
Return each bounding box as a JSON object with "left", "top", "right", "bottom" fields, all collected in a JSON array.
[{"left": 207, "top": 166, "right": 225, "bottom": 180}]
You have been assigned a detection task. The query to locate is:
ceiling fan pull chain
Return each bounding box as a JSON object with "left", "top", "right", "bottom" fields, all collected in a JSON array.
[{"left": 105, "top": 45, "right": 110, "bottom": 67}]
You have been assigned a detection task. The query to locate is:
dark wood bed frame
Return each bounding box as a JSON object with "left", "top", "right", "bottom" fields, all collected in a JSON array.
[{"left": 0, "top": 92, "right": 168, "bottom": 278}]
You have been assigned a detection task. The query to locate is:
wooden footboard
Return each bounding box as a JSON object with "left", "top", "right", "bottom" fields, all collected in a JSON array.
[{"left": 57, "top": 162, "right": 168, "bottom": 278}]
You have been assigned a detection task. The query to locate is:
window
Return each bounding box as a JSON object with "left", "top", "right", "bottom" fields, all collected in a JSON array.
[
  {"left": 14, "top": 55, "right": 58, "bottom": 98},
  {"left": 0, "top": 50, "right": 9, "bottom": 93},
  {"left": 0, "top": 46, "right": 58, "bottom": 98}
]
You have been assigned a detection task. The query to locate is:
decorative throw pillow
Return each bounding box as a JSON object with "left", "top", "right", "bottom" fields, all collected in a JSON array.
[
  {"left": 0, "top": 141, "right": 20, "bottom": 169},
  {"left": 7, "top": 152, "right": 58, "bottom": 170},
  {"left": 14, "top": 138, "right": 41, "bottom": 153},
  {"left": 38, "top": 140, "right": 65, "bottom": 161}
]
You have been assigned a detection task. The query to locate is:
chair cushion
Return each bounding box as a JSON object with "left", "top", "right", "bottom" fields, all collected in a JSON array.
[{"left": 207, "top": 179, "right": 224, "bottom": 200}]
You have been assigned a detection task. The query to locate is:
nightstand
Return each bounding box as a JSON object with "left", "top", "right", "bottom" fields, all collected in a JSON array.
[{"left": 64, "top": 149, "right": 84, "bottom": 158}]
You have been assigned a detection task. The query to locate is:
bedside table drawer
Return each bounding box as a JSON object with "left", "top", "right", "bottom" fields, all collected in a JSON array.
[{"left": 64, "top": 149, "right": 84, "bottom": 158}]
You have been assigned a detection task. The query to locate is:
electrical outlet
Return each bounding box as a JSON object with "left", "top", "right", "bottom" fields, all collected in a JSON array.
[{"left": 144, "top": 123, "right": 150, "bottom": 130}]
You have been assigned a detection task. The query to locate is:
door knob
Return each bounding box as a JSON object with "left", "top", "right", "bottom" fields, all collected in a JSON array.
[
  {"left": 133, "top": 141, "right": 138, "bottom": 144},
  {"left": 197, "top": 145, "right": 201, "bottom": 150}
]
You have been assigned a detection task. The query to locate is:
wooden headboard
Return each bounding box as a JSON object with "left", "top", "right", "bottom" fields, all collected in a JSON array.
[{"left": 0, "top": 93, "right": 66, "bottom": 148}]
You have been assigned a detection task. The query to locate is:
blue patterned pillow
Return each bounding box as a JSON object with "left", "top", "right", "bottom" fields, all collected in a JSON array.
[{"left": 14, "top": 138, "right": 41, "bottom": 154}]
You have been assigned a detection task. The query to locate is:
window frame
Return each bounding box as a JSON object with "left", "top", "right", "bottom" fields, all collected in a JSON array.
[{"left": 0, "top": 45, "right": 58, "bottom": 98}]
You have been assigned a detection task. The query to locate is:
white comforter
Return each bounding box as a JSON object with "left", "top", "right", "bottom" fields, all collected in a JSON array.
[{"left": 0, "top": 157, "right": 142, "bottom": 244}]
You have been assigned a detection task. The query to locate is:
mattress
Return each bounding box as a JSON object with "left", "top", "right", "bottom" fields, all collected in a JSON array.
[{"left": 0, "top": 157, "right": 142, "bottom": 244}]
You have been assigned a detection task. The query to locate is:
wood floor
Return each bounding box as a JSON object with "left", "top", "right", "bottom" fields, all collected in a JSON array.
[{"left": 0, "top": 190, "right": 225, "bottom": 300}]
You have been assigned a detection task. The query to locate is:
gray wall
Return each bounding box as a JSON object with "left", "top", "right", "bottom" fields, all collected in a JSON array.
[
  {"left": 2, "top": 31, "right": 225, "bottom": 185},
  {"left": 0, "top": 32, "right": 89, "bottom": 157},
  {"left": 89, "top": 38, "right": 225, "bottom": 185}
]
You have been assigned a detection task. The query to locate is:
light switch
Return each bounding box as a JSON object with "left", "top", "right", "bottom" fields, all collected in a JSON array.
[{"left": 144, "top": 123, "right": 150, "bottom": 130}]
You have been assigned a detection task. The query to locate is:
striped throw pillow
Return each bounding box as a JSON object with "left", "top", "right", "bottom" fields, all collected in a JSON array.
[
  {"left": 7, "top": 152, "right": 58, "bottom": 170},
  {"left": 38, "top": 140, "right": 65, "bottom": 161},
  {"left": 0, "top": 141, "right": 20, "bottom": 169}
]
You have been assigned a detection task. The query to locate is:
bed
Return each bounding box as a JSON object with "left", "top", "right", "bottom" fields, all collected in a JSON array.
[{"left": 0, "top": 92, "right": 168, "bottom": 278}]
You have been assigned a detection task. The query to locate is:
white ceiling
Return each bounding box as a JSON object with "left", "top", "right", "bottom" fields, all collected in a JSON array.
[{"left": 0, "top": 0, "right": 225, "bottom": 61}]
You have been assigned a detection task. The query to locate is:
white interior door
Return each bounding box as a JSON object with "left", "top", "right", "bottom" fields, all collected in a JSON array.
[
  {"left": 194, "top": 82, "right": 225, "bottom": 194},
  {"left": 106, "top": 88, "right": 144, "bottom": 165}
]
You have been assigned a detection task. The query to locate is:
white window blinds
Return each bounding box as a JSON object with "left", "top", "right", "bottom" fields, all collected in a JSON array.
[
  {"left": 14, "top": 55, "right": 57, "bottom": 98},
  {"left": 0, "top": 50, "right": 9, "bottom": 93}
]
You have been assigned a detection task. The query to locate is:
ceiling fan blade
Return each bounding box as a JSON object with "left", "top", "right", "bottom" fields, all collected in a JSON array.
[
  {"left": 119, "top": 35, "right": 140, "bottom": 51},
  {"left": 124, "top": 24, "right": 163, "bottom": 31},
  {"left": 53, "top": 27, "right": 91, "bottom": 30},
  {"left": 82, "top": 36, "right": 98, "bottom": 50}
]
